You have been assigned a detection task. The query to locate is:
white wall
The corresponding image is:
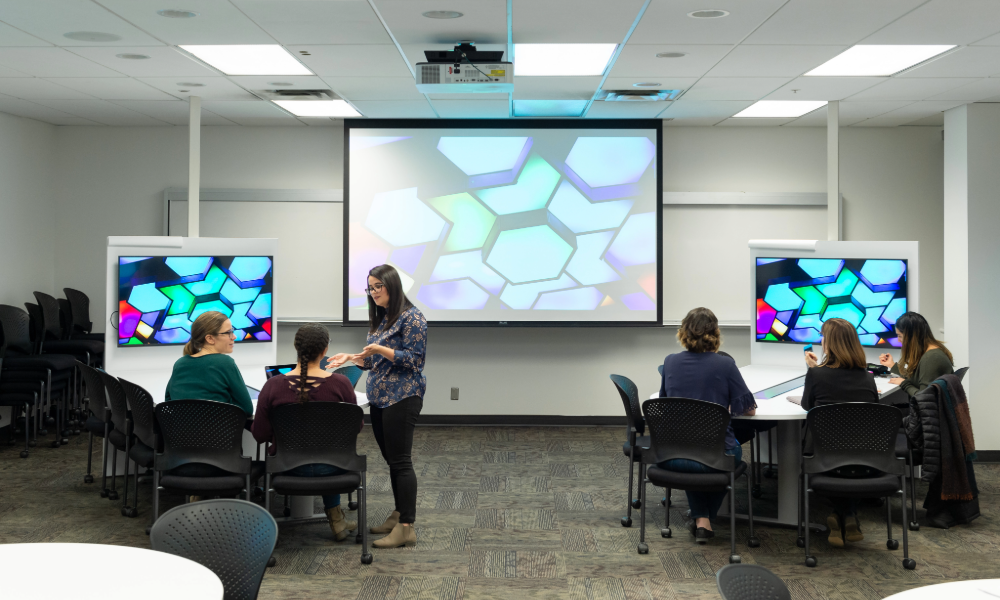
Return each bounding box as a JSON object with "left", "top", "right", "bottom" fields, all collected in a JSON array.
[{"left": 0, "top": 113, "right": 57, "bottom": 308}]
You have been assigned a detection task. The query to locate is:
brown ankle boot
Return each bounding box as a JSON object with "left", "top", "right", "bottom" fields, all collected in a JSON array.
[
  {"left": 372, "top": 523, "right": 416, "bottom": 549},
  {"left": 325, "top": 506, "right": 357, "bottom": 542},
  {"left": 371, "top": 510, "right": 399, "bottom": 534}
]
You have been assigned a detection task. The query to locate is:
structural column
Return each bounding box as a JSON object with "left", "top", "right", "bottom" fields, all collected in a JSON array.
[
  {"left": 188, "top": 96, "right": 201, "bottom": 237},
  {"left": 827, "top": 100, "right": 841, "bottom": 241}
]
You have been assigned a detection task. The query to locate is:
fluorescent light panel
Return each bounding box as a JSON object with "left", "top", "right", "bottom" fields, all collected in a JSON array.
[
  {"left": 514, "top": 44, "right": 617, "bottom": 76},
  {"left": 273, "top": 100, "right": 361, "bottom": 117},
  {"left": 806, "top": 45, "right": 955, "bottom": 77},
  {"left": 733, "top": 101, "right": 828, "bottom": 118},
  {"left": 180, "top": 45, "right": 312, "bottom": 76},
  {"left": 513, "top": 100, "right": 588, "bottom": 117}
]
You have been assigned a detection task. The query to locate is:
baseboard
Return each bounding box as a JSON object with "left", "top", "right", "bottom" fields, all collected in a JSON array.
[
  {"left": 361, "top": 415, "right": 626, "bottom": 427},
  {"left": 975, "top": 450, "right": 1000, "bottom": 463}
]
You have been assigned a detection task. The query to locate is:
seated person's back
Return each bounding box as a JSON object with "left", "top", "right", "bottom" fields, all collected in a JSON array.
[
  {"left": 252, "top": 370, "right": 357, "bottom": 451},
  {"left": 801, "top": 317, "right": 878, "bottom": 411}
]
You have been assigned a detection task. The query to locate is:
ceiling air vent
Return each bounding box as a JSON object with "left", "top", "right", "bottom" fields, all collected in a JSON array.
[
  {"left": 255, "top": 89, "right": 340, "bottom": 101},
  {"left": 597, "top": 89, "right": 683, "bottom": 102}
]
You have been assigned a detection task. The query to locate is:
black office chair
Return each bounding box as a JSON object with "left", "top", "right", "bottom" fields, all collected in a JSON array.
[
  {"left": 33, "top": 292, "right": 104, "bottom": 367},
  {"left": 798, "top": 403, "right": 914, "bottom": 569},
  {"left": 332, "top": 365, "right": 364, "bottom": 388},
  {"left": 638, "top": 397, "right": 758, "bottom": 563},
  {"left": 78, "top": 362, "right": 114, "bottom": 495},
  {"left": 152, "top": 400, "right": 265, "bottom": 528},
  {"left": 97, "top": 370, "right": 133, "bottom": 505},
  {"left": 264, "top": 402, "right": 371, "bottom": 564},
  {"left": 119, "top": 378, "right": 156, "bottom": 520},
  {"left": 716, "top": 564, "right": 791, "bottom": 600},
  {"left": 150, "top": 498, "right": 277, "bottom": 600},
  {"left": 62, "top": 288, "right": 104, "bottom": 342},
  {"left": 0, "top": 323, "right": 37, "bottom": 458},
  {"left": 610, "top": 374, "right": 653, "bottom": 527},
  {"left": 24, "top": 301, "right": 80, "bottom": 440}
]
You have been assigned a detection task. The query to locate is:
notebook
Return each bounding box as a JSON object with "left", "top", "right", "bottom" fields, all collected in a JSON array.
[{"left": 786, "top": 395, "right": 803, "bottom": 406}]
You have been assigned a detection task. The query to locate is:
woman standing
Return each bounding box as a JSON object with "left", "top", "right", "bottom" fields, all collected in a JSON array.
[{"left": 329, "top": 264, "right": 426, "bottom": 549}]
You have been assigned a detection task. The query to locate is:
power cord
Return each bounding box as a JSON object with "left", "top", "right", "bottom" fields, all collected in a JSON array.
[{"left": 460, "top": 52, "right": 495, "bottom": 81}]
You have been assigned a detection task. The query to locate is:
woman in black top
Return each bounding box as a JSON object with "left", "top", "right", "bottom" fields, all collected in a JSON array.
[{"left": 802, "top": 318, "right": 878, "bottom": 548}]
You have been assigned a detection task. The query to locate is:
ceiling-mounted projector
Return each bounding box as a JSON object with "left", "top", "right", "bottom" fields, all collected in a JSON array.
[{"left": 416, "top": 42, "right": 513, "bottom": 94}]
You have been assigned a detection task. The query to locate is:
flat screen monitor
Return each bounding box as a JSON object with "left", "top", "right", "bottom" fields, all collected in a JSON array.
[
  {"left": 755, "top": 257, "right": 908, "bottom": 348},
  {"left": 117, "top": 256, "right": 273, "bottom": 347},
  {"left": 344, "top": 119, "right": 662, "bottom": 326}
]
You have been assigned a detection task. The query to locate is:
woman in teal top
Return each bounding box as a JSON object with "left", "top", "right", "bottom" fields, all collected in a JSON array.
[{"left": 164, "top": 310, "right": 253, "bottom": 415}]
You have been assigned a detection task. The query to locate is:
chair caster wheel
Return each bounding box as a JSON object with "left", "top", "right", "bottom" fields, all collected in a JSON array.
[
  {"left": 621, "top": 517, "right": 632, "bottom": 528},
  {"left": 20, "top": 451, "right": 28, "bottom": 458},
  {"left": 796, "top": 537, "right": 805, "bottom": 548},
  {"left": 631, "top": 499, "right": 641, "bottom": 509},
  {"left": 661, "top": 527, "right": 671, "bottom": 538},
  {"left": 46, "top": 417, "right": 55, "bottom": 426},
  {"left": 805, "top": 556, "right": 817, "bottom": 568},
  {"left": 751, "top": 485, "right": 762, "bottom": 499},
  {"left": 361, "top": 553, "right": 373, "bottom": 565},
  {"left": 61, "top": 438, "right": 69, "bottom": 445},
  {"left": 637, "top": 543, "right": 649, "bottom": 554},
  {"left": 125, "top": 508, "right": 138, "bottom": 518},
  {"left": 108, "top": 491, "right": 119, "bottom": 500},
  {"left": 729, "top": 555, "right": 741, "bottom": 564},
  {"left": 100, "top": 490, "right": 109, "bottom": 498},
  {"left": 51, "top": 441, "right": 60, "bottom": 448},
  {"left": 660, "top": 497, "right": 670, "bottom": 507},
  {"left": 283, "top": 507, "right": 291, "bottom": 517},
  {"left": 909, "top": 522, "right": 920, "bottom": 531},
  {"left": 903, "top": 558, "right": 916, "bottom": 570},
  {"left": 145, "top": 526, "right": 152, "bottom": 535},
  {"left": 748, "top": 537, "right": 760, "bottom": 548},
  {"left": 84, "top": 475, "right": 94, "bottom": 484},
  {"left": 267, "top": 557, "right": 277, "bottom": 568},
  {"left": 355, "top": 533, "right": 363, "bottom": 544},
  {"left": 887, "top": 539, "right": 899, "bottom": 550},
  {"left": 348, "top": 501, "right": 358, "bottom": 511}
]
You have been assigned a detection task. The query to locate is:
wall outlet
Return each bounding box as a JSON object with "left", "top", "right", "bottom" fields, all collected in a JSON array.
[{"left": 450, "top": 387, "right": 459, "bottom": 401}]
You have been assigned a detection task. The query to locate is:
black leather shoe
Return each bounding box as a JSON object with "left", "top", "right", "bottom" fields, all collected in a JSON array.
[{"left": 695, "top": 527, "right": 714, "bottom": 544}]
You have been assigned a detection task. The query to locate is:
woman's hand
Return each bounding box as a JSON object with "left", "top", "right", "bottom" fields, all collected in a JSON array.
[
  {"left": 889, "top": 377, "right": 905, "bottom": 386},
  {"left": 325, "top": 353, "right": 354, "bottom": 369},
  {"left": 879, "top": 353, "right": 895, "bottom": 369},
  {"left": 349, "top": 354, "right": 366, "bottom": 367},
  {"left": 804, "top": 351, "right": 819, "bottom": 368}
]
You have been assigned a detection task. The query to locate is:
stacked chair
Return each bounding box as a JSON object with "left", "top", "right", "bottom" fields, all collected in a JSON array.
[
  {"left": 0, "top": 320, "right": 38, "bottom": 458},
  {"left": 118, "top": 378, "right": 157, "bottom": 520},
  {"left": 62, "top": 288, "right": 105, "bottom": 342},
  {"left": 78, "top": 363, "right": 114, "bottom": 495}
]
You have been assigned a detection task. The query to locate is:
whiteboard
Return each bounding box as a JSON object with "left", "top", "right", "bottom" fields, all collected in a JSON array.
[{"left": 168, "top": 198, "right": 342, "bottom": 320}]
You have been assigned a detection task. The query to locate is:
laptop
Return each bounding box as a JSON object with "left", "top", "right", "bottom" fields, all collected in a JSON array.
[{"left": 264, "top": 357, "right": 333, "bottom": 380}]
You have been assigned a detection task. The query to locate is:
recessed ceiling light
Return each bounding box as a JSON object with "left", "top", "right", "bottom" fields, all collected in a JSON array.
[
  {"left": 273, "top": 100, "right": 361, "bottom": 118},
  {"left": 422, "top": 11, "right": 463, "bottom": 19},
  {"left": 514, "top": 44, "right": 618, "bottom": 76},
  {"left": 178, "top": 82, "right": 205, "bottom": 87},
  {"left": 656, "top": 52, "right": 687, "bottom": 58},
  {"left": 180, "top": 45, "right": 313, "bottom": 76},
  {"left": 513, "top": 100, "right": 587, "bottom": 117},
  {"left": 116, "top": 53, "right": 150, "bottom": 60},
  {"left": 269, "top": 82, "right": 295, "bottom": 87},
  {"left": 805, "top": 45, "right": 956, "bottom": 77},
  {"left": 64, "top": 31, "right": 122, "bottom": 42},
  {"left": 688, "top": 9, "right": 729, "bottom": 18},
  {"left": 633, "top": 82, "right": 662, "bottom": 87},
  {"left": 733, "top": 100, "right": 827, "bottom": 118},
  {"left": 157, "top": 9, "right": 199, "bottom": 18}
]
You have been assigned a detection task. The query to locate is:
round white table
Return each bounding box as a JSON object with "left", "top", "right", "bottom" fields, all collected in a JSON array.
[
  {"left": 884, "top": 580, "right": 1000, "bottom": 599},
  {"left": 1, "top": 543, "right": 223, "bottom": 600}
]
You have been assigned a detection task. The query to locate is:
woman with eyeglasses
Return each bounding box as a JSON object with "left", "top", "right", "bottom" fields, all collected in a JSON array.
[
  {"left": 164, "top": 310, "right": 253, "bottom": 416},
  {"left": 328, "top": 264, "right": 427, "bottom": 549}
]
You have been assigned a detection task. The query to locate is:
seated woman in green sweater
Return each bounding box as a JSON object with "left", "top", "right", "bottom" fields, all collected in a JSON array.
[{"left": 879, "top": 312, "right": 954, "bottom": 397}]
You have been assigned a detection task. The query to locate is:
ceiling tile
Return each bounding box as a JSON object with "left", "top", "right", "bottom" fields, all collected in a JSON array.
[
  {"left": 743, "top": 0, "right": 924, "bottom": 45},
  {"left": 765, "top": 77, "right": 885, "bottom": 100},
  {"left": 848, "top": 77, "right": 979, "bottom": 101},
  {"left": 232, "top": 0, "right": 391, "bottom": 45},
  {"left": 398, "top": 43, "right": 507, "bottom": 73},
  {"left": 681, "top": 77, "right": 790, "bottom": 101},
  {"left": 96, "top": 0, "right": 274, "bottom": 45},
  {"left": 427, "top": 93, "right": 509, "bottom": 100},
  {"left": 785, "top": 101, "right": 913, "bottom": 126},
  {"left": 375, "top": 1, "right": 506, "bottom": 45},
  {"left": 138, "top": 77, "right": 258, "bottom": 101},
  {"left": 201, "top": 100, "right": 305, "bottom": 125},
  {"left": 0, "top": 78, "right": 95, "bottom": 100},
  {"left": 108, "top": 100, "right": 237, "bottom": 125},
  {"left": 862, "top": 0, "right": 1000, "bottom": 45},
  {"left": 926, "top": 78, "right": 1000, "bottom": 101},
  {"left": 664, "top": 116, "right": 725, "bottom": 126},
  {"left": 514, "top": 0, "right": 647, "bottom": 43},
  {"left": 0, "top": 0, "right": 164, "bottom": 46},
  {"left": 0, "top": 94, "right": 100, "bottom": 125},
  {"left": 852, "top": 101, "right": 967, "bottom": 127},
  {"left": 602, "top": 77, "right": 698, "bottom": 92},
  {"left": 706, "top": 45, "right": 848, "bottom": 77},
  {"left": 322, "top": 77, "right": 424, "bottom": 101},
  {"left": 630, "top": 0, "right": 787, "bottom": 45},
  {"left": 351, "top": 99, "right": 437, "bottom": 118},
  {"left": 659, "top": 99, "right": 754, "bottom": 122},
  {"left": 0, "top": 21, "right": 51, "bottom": 47},
  {"left": 299, "top": 117, "right": 345, "bottom": 127},
  {"left": 718, "top": 117, "right": 795, "bottom": 126},
  {"left": 585, "top": 101, "right": 669, "bottom": 118},
  {"left": 609, "top": 45, "right": 732, "bottom": 78},
  {"left": 289, "top": 45, "right": 412, "bottom": 78},
  {"left": 226, "top": 75, "right": 331, "bottom": 94},
  {"left": 513, "top": 76, "right": 601, "bottom": 100},
  {"left": 896, "top": 47, "right": 1000, "bottom": 78},
  {"left": 0, "top": 48, "right": 125, "bottom": 78},
  {"left": 432, "top": 99, "right": 510, "bottom": 118},
  {"left": 65, "top": 46, "right": 216, "bottom": 78},
  {"left": 33, "top": 99, "right": 172, "bottom": 125},
  {"left": 905, "top": 113, "right": 945, "bottom": 126},
  {"left": 44, "top": 78, "right": 176, "bottom": 100}
]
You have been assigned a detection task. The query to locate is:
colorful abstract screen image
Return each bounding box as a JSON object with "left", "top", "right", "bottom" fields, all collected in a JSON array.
[
  {"left": 346, "top": 125, "right": 660, "bottom": 324},
  {"left": 117, "top": 256, "right": 273, "bottom": 347},
  {"left": 755, "top": 258, "right": 907, "bottom": 347}
]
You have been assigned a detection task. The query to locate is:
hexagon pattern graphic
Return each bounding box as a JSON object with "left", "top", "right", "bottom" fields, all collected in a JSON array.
[
  {"left": 367, "top": 188, "right": 446, "bottom": 247},
  {"left": 565, "top": 137, "right": 655, "bottom": 188},
  {"left": 756, "top": 258, "right": 907, "bottom": 347},
  {"left": 486, "top": 225, "right": 573, "bottom": 284},
  {"left": 118, "top": 256, "right": 273, "bottom": 346}
]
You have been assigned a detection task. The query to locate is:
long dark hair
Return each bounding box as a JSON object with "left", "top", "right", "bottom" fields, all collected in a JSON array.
[
  {"left": 367, "top": 264, "right": 413, "bottom": 334},
  {"left": 293, "top": 323, "right": 329, "bottom": 403},
  {"left": 895, "top": 312, "right": 952, "bottom": 377}
]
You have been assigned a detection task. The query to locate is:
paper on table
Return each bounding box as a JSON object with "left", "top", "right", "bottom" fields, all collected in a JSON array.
[{"left": 786, "top": 395, "right": 803, "bottom": 406}]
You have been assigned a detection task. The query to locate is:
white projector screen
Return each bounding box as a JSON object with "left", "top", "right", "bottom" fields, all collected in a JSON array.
[{"left": 344, "top": 120, "right": 662, "bottom": 326}]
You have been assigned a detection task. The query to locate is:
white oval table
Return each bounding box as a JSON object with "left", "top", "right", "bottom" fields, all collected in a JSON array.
[
  {"left": 1, "top": 543, "right": 223, "bottom": 600},
  {"left": 884, "top": 580, "right": 1000, "bottom": 599}
]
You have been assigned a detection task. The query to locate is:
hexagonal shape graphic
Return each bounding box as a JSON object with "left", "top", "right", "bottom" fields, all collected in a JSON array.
[
  {"left": 165, "top": 256, "right": 213, "bottom": 278},
  {"left": 437, "top": 137, "right": 530, "bottom": 175},
  {"left": 605, "top": 213, "right": 656, "bottom": 271},
  {"left": 190, "top": 300, "right": 233, "bottom": 322},
  {"left": 796, "top": 258, "right": 844, "bottom": 281},
  {"left": 859, "top": 259, "right": 906, "bottom": 291},
  {"left": 417, "top": 279, "right": 490, "bottom": 310},
  {"left": 128, "top": 283, "right": 170, "bottom": 313},
  {"left": 185, "top": 265, "right": 227, "bottom": 296},
  {"left": 227, "top": 256, "right": 272, "bottom": 286},
  {"left": 764, "top": 283, "right": 804, "bottom": 313},
  {"left": 822, "top": 302, "right": 865, "bottom": 328},
  {"left": 565, "top": 137, "right": 655, "bottom": 188},
  {"left": 485, "top": 225, "right": 573, "bottom": 284},
  {"left": 366, "top": 187, "right": 446, "bottom": 247}
]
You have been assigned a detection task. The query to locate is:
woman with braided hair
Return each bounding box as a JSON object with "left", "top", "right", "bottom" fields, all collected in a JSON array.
[{"left": 252, "top": 323, "right": 360, "bottom": 541}]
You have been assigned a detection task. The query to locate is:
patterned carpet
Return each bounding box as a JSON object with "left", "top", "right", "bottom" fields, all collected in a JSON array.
[{"left": 0, "top": 424, "right": 996, "bottom": 599}]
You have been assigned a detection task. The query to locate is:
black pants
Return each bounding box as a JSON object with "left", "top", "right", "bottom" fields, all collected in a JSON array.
[{"left": 370, "top": 396, "right": 422, "bottom": 524}]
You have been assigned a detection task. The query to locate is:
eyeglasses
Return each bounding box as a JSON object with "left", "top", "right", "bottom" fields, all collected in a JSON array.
[
  {"left": 365, "top": 282, "right": 385, "bottom": 295},
  {"left": 214, "top": 329, "right": 237, "bottom": 338}
]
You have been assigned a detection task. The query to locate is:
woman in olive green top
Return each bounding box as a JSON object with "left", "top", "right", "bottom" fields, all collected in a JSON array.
[
  {"left": 164, "top": 310, "right": 253, "bottom": 415},
  {"left": 879, "top": 312, "right": 954, "bottom": 396}
]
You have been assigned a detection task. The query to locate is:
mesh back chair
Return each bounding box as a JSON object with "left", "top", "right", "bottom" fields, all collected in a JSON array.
[
  {"left": 33, "top": 292, "right": 104, "bottom": 368},
  {"left": 98, "top": 370, "right": 133, "bottom": 504},
  {"left": 639, "top": 398, "right": 758, "bottom": 563},
  {"left": 332, "top": 364, "right": 364, "bottom": 388},
  {"left": 716, "top": 564, "right": 791, "bottom": 600},
  {"left": 152, "top": 400, "right": 264, "bottom": 527},
  {"left": 798, "top": 403, "right": 914, "bottom": 569},
  {"left": 78, "top": 362, "right": 115, "bottom": 495},
  {"left": 715, "top": 350, "right": 774, "bottom": 499},
  {"left": 119, "top": 378, "right": 156, "bottom": 520},
  {"left": 610, "top": 375, "right": 650, "bottom": 528},
  {"left": 24, "top": 300, "right": 80, "bottom": 441},
  {"left": 63, "top": 288, "right": 104, "bottom": 341},
  {"left": 0, "top": 322, "right": 37, "bottom": 458},
  {"left": 150, "top": 499, "right": 277, "bottom": 600},
  {"left": 265, "top": 402, "right": 371, "bottom": 563}
]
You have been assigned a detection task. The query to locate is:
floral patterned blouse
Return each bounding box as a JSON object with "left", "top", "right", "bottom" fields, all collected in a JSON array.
[{"left": 361, "top": 305, "right": 427, "bottom": 408}]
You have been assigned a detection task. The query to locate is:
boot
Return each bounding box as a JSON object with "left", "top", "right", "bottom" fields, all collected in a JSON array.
[
  {"left": 371, "top": 510, "right": 399, "bottom": 534},
  {"left": 372, "top": 523, "right": 416, "bottom": 549},
  {"left": 325, "top": 506, "right": 356, "bottom": 542},
  {"left": 827, "top": 514, "right": 845, "bottom": 548},
  {"left": 844, "top": 516, "right": 864, "bottom": 542}
]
